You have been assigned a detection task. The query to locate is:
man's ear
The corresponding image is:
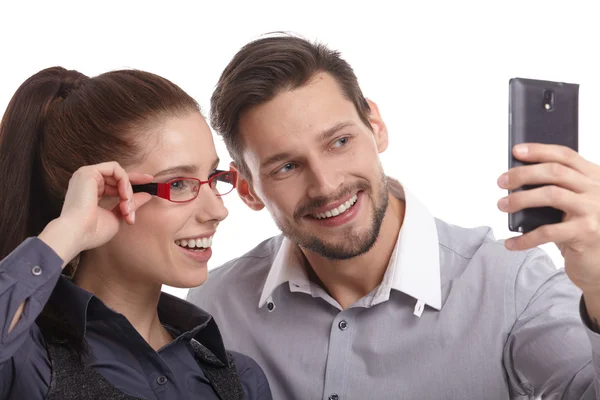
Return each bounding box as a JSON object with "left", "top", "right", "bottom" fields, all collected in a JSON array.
[
  {"left": 231, "top": 162, "right": 265, "bottom": 211},
  {"left": 366, "top": 98, "right": 389, "bottom": 153}
]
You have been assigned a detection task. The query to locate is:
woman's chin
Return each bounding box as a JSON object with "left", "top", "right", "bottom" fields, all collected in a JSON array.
[{"left": 164, "top": 268, "right": 209, "bottom": 290}]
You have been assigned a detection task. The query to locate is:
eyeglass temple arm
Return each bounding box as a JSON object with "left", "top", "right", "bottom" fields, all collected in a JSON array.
[
  {"left": 215, "top": 170, "right": 237, "bottom": 185},
  {"left": 132, "top": 183, "right": 158, "bottom": 196}
]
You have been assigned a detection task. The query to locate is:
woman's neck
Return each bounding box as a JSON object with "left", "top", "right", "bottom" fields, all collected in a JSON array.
[{"left": 73, "top": 254, "right": 172, "bottom": 351}]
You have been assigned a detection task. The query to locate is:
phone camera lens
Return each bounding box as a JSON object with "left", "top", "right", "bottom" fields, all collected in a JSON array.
[{"left": 542, "top": 89, "right": 554, "bottom": 111}]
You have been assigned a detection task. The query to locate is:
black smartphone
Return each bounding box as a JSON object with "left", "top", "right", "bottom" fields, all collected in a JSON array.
[{"left": 508, "top": 77, "right": 579, "bottom": 233}]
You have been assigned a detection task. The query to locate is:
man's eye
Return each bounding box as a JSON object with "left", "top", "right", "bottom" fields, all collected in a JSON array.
[
  {"left": 277, "top": 163, "right": 296, "bottom": 174},
  {"left": 332, "top": 137, "right": 349, "bottom": 148}
]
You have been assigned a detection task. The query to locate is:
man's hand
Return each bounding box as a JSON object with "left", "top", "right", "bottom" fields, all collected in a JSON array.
[{"left": 497, "top": 143, "right": 600, "bottom": 318}]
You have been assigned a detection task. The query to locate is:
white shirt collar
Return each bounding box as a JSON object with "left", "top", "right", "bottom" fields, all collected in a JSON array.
[{"left": 258, "top": 177, "right": 442, "bottom": 311}]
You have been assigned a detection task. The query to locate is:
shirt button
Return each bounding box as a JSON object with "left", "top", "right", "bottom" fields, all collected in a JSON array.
[
  {"left": 31, "top": 266, "right": 42, "bottom": 276},
  {"left": 329, "top": 394, "right": 339, "bottom": 400},
  {"left": 338, "top": 320, "right": 348, "bottom": 331},
  {"left": 156, "top": 375, "right": 168, "bottom": 385},
  {"left": 267, "top": 302, "right": 275, "bottom": 311}
]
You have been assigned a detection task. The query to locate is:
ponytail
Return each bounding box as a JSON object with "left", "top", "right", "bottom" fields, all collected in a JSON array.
[{"left": 0, "top": 67, "right": 87, "bottom": 260}]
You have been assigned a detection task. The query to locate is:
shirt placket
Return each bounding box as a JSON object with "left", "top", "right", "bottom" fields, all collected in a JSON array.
[
  {"left": 322, "top": 309, "right": 356, "bottom": 400},
  {"left": 106, "top": 317, "right": 184, "bottom": 400}
]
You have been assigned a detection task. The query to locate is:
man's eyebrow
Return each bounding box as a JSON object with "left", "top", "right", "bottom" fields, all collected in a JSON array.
[
  {"left": 318, "top": 121, "right": 355, "bottom": 142},
  {"left": 261, "top": 152, "right": 295, "bottom": 170},
  {"left": 260, "top": 122, "right": 356, "bottom": 170}
]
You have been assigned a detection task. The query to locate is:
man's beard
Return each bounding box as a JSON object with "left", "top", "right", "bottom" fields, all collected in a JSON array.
[{"left": 275, "top": 174, "right": 389, "bottom": 260}]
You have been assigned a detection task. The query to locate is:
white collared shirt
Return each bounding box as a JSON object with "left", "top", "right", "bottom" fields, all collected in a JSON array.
[{"left": 258, "top": 178, "right": 441, "bottom": 313}]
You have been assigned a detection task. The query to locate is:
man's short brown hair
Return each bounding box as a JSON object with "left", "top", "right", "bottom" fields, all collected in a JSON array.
[{"left": 210, "top": 33, "right": 371, "bottom": 179}]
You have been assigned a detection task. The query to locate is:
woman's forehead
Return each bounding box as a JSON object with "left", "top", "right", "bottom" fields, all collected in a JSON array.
[{"left": 136, "top": 113, "right": 218, "bottom": 175}]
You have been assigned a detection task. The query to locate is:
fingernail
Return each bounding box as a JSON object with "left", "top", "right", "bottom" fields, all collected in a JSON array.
[
  {"left": 127, "top": 200, "right": 132, "bottom": 215},
  {"left": 514, "top": 144, "right": 528, "bottom": 156},
  {"left": 505, "top": 239, "right": 514, "bottom": 249},
  {"left": 131, "top": 211, "right": 135, "bottom": 224},
  {"left": 497, "top": 196, "right": 509, "bottom": 210},
  {"left": 498, "top": 173, "right": 509, "bottom": 187}
]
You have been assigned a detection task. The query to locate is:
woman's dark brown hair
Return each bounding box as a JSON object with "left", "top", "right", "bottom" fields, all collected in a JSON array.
[
  {"left": 0, "top": 67, "right": 200, "bottom": 355},
  {"left": 0, "top": 67, "right": 199, "bottom": 261}
]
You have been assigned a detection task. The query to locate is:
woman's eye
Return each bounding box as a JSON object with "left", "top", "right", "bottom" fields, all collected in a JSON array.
[{"left": 170, "top": 180, "right": 185, "bottom": 190}]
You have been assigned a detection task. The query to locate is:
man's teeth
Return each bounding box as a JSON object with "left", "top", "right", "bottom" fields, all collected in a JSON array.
[
  {"left": 175, "top": 236, "right": 213, "bottom": 249},
  {"left": 313, "top": 194, "right": 358, "bottom": 219}
]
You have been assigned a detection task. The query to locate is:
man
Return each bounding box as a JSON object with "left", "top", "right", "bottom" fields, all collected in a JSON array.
[{"left": 188, "top": 33, "right": 600, "bottom": 399}]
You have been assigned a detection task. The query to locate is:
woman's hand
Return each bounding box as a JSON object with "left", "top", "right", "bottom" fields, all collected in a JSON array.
[{"left": 38, "top": 162, "right": 153, "bottom": 266}]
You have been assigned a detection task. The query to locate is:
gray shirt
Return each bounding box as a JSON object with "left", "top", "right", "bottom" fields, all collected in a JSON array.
[{"left": 188, "top": 179, "right": 600, "bottom": 400}]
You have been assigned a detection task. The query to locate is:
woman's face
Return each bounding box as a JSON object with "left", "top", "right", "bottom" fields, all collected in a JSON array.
[{"left": 100, "top": 112, "right": 229, "bottom": 288}]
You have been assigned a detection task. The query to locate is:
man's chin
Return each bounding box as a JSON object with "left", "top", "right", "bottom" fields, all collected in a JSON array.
[{"left": 298, "top": 235, "right": 377, "bottom": 261}]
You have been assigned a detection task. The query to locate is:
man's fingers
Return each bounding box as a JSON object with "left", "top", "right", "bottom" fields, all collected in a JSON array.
[{"left": 498, "top": 185, "right": 588, "bottom": 216}]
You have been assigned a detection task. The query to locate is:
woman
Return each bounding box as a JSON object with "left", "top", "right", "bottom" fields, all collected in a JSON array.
[{"left": 0, "top": 67, "right": 272, "bottom": 399}]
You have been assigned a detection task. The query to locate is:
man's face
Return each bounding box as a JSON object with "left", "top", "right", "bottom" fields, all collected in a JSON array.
[{"left": 237, "top": 73, "right": 390, "bottom": 260}]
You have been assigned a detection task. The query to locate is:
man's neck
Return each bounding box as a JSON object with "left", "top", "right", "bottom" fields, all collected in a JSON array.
[{"left": 302, "top": 194, "right": 405, "bottom": 309}]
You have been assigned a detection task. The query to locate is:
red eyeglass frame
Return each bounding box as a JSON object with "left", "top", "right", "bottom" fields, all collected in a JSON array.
[{"left": 132, "top": 170, "right": 238, "bottom": 203}]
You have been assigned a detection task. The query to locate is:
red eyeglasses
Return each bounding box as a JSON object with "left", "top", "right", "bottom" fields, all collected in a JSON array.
[{"left": 132, "top": 170, "right": 237, "bottom": 203}]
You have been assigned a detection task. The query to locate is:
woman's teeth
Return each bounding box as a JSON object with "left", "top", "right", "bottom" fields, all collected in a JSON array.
[
  {"left": 313, "top": 194, "right": 358, "bottom": 219},
  {"left": 175, "top": 236, "right": 213, "bottom": 250}
]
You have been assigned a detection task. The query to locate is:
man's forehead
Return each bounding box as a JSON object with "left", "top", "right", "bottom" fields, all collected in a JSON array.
[
  {"left": 240, "top": 102, "right": 357, "bottom": 147},
  {"left": 237, "top": 74, "right": 362, "bottom": 166},
  {"left": 241, "top": 74, "right": 352, "bottom": 124}
]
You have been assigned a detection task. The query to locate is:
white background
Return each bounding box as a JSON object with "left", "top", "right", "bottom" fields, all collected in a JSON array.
[{"left": 1, "top": 0, "right": 599, "bottom": 299}]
